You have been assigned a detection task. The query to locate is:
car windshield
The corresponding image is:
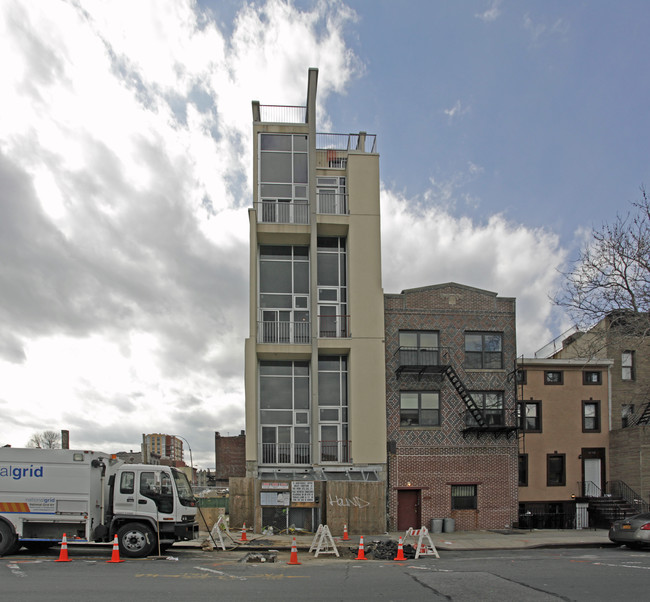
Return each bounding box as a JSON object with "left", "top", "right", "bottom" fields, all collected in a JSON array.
[{"left": 171, "top": 468, "right": 196, "bottom": 507}]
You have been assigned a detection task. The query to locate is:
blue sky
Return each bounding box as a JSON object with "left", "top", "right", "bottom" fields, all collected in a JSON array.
[{"left": 0, "top": 0, "right": 647, "bottom": 466}]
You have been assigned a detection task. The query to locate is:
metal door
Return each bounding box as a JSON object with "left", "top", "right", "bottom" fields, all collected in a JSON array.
[
  {"left": 583, "top": 459, "right": 602, "bottom": 497},
  {"left": 397, "top": 490, "right": 420, "bottom": 531}
]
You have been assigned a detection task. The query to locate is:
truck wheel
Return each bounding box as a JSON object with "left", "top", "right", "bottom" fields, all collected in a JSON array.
[
  {"left": 117, "top": 523, "right": 156, "bottom": 558},
  {"left": 0, "top": 521, "right": 18, "bottom": 556}
]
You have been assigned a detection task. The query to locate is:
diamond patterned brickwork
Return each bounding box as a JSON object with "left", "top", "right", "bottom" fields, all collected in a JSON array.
[{"left": 385, "top": 283, "right": 519, "bottom": 531}]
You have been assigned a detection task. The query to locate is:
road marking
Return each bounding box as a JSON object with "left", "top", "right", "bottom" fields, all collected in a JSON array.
[
  {"left": 196, "top": 566, "right": 247, "bottom": 580},
  {"left": 7, "top": 563, "right": 26, "bottom": 578},
  {"left": 594, "top": 562, "right": 650, "bottom": 570}
]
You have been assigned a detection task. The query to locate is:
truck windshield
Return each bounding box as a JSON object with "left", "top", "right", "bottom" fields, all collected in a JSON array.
[{"left": 172, "top": 469, "right": 195, "bottom": 507}]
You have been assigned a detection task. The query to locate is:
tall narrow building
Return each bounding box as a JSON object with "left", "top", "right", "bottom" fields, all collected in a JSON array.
[{"left": 239, "top": 69, "right": 386, "bottom": 533}]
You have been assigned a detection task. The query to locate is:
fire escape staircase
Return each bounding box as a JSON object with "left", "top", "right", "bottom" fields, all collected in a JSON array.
[
  {"left": 634, "top": 402, "right": 650, "bottom": 425},
  {"left": 443, "top": 365, "right": 485, "bottom": 427}
]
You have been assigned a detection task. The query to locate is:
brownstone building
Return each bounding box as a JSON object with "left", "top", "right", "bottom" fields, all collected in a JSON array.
[
  {"left": 385, "top": 283, "right": 519, "bottom": 532},
  {"left": 214, "top": 431, "right": 246, "bottom": 487},
  {"left": 516, "top": 357, "right": 612, "bottom": 528}
]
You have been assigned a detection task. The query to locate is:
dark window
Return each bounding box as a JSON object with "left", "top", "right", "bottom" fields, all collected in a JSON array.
[
  {"left": 516, "top": 369, "right": 527, "bottom": 385},
  {"left": 465, "top": 333, "right": 503, "bottom": 369},
  {"left": 622, "top": 351, "right": 635, "bottom": 381},
  {"left": 518, "top": 455, "right": 528, "bottom": 486},
  {"left": 582, "top": 400, "right": 601, "bottom": 432},
  {"left": 583, "top": 371, "right": 602, "bottom": 385},
  {"left": 468, "top": 392, "right": 504, "bottom": 426},
  {"left": 400, "top": 391, "right": 440, "bottom": 427},
  {"left": 544, "top": 370, "right": 563, "bottom": 385},
  {"left": 120, "top": 471, "right": 134, "bottom": 494},
  {"left": 547, "top": 454, "right": 566, "bottom": 486},
  {"left": 451, "top": 484, "right": 477, "bottom": 510},
  {"left": 622, "top": 404, "right": 635, "bottom": 428},
  {"left": 518, "top": 401, "right": 541, "bottom": 432}
]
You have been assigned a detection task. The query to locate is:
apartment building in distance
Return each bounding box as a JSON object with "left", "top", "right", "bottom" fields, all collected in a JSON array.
[
  {"left": 516, "top": 357, "right": 613, "bottom": 528},
  {"left": 235, "top": 69, "right": 386, "bottom": 534},
  {"left": 142, "top": 433, "right": 184, "bottom": 466},
  {"left": 385, "top": 283, "right": 519, "bottom": 531}
]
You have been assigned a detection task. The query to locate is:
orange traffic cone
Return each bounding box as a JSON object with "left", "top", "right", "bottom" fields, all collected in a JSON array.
[
  {"left": 394, "top": 536, "right": 406, "bottom": 561},
  {"left": 355, "top": 535, "right": 367, "bottom": 560},
  {"left": 239, "top": 523, "right": 248, "bottom": 542},
  {"left": 55, "top": 533, "right": 71, "bottom": 562},
  {"left": 342, "top": 524, "right": 350, "bottom": 541},
  {"left": 287, "top": 537, "right": 301, "bottom": 565},
  {"left": 106, "top": 534, "right": 124, "bottom": 563}
]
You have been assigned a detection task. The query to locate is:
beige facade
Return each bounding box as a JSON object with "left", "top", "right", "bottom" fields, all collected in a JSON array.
[
  {"left": 240, "top": 69, "right": 386, "bottom": 534},
  {"left": 517, "top": 358, "right": 612, "bottom": 526}
]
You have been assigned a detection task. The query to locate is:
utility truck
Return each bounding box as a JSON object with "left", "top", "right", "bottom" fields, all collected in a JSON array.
[{"left": 0, "top": 448, "right": 198, "bottom": 557}]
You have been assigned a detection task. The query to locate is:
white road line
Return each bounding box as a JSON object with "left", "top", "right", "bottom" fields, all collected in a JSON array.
[
  {"left": 195, "top": 566, "right": 247, "bottom": 580},
  {"left": 594, "top": 562, "right": 650, "bottom": 570},
  {"left": 7, "top": 563, "right": 26, "bottom": 578}
]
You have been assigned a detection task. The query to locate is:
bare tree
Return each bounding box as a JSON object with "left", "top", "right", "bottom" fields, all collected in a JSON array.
[
  {"left": 555, "top": 187, "right": 650, "bottom": 346},
  {"left": 27, "top": 430, "right": 61, "bottom": 449}
]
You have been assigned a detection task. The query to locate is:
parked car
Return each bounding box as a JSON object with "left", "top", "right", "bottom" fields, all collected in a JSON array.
[{"left": 609, "top": 513, "right": 650, "bottom": 549}]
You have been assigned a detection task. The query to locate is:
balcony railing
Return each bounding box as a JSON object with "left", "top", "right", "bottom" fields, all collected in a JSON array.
[
  {"left": 256, "top": 201, "right": 309, "bottom": 224},
  {"left": 316, "top": 133, "right": 377, "bottom": 153},
  {"left": 320, "top": 440, "right": 350, "bottom": 463},
  {"left": 257, "top": 321, "right": 310, "bottom": 344},
  {"left": 261, "top": 443, "right": 311, "bottom": 465},
  {"left": 318, "top": 315, "right": 350, "bottom": 338},
  {"left": 398, "top": 347, "right": 440, "bottom": 367},
  {"left": 259, "top": 104, "right": 307, "bottom": 123},
  {"left": 317, "top": 192, "right": 348, "bottom": 215}
]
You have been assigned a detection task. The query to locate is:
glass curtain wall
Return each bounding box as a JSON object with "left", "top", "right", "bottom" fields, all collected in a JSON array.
[{"left": 317, "top": 237, "right": 347, "bottom": 338}]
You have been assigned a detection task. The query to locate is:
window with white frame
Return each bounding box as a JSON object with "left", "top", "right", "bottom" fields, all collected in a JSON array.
[
  {"left": 317, "top": 237, "right": 347, "bottom": 338},
  {"left": 317, "top": 176, "right": 347, "bottom": 214},
  {"left": 582, "top": 400, "right": 600, "bottom": 432},
  {"left": 318, "top": 356, "right": 349, "bottom": 462},
  {"left": 622, "top": 351, "right": 635, "bottom": 380},
  {"left": 259, "top": 361, "right": 310, "bottom": 465}
]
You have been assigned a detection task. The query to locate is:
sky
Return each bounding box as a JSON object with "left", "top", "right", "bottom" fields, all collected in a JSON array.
[{"left": 1, "top": 0, "right": 648, "bottom": 468}]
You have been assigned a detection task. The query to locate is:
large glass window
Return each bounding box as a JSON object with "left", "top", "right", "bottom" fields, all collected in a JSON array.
[
  {"left": 259, "top": 245, "right": 309, "bottom": 343},
  {"left": 259, "top": 133, "right": 308, "bottom": 223},
  {"left": 317, "top": 238, "right": 348, "bottom": 338},
  {"left": 400, "top": 391, "right": 440, "bottom": 426},
  {"left": 259, "top": 361, "right": 310, "bottom": 464},
  {"left": 465, "top": 333, "right": 503, "bottom": 369},
  {"left": 318, "top": 356, "right": 349, "bottom": 462}
]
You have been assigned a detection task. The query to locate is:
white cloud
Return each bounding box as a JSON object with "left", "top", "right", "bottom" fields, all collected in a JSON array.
[
  {"left": 380, "top": 187, "right": 568, "bottom": 356},
  {"left": 475, "top": 0, "right": 502, "bottom": 23},
  {"left": 443, "top": 99, "right": 470, "bottom": 122},
  {"left": 524, "top": 13, "right": 569, "bottom": 44},
  {"left": 0, "top": 0, "right": 360, "bottom": 467}
]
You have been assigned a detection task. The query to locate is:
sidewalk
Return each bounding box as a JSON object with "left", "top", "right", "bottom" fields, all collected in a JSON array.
[{"left": 181, "top": 527, "right": 614, "bottom": 553}]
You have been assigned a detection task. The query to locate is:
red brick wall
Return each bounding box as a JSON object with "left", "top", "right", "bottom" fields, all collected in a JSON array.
[{"left": 215, "top": 432, "right": 246, "bottom": 479}]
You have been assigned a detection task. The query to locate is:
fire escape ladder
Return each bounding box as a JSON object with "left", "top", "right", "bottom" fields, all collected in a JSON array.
[
  {"left": 636, "top": 402, "right": 650, "bottom": 425},
  {"left": 444, "top": 365, "right": 485, "bottom": 427}
]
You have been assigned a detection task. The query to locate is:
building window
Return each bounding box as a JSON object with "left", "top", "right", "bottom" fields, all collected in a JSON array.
[
  {"left": 259, "top": 245, "right": 310, "bottom": 343},
  {"left": 318, "top": 356, "right": 349, "bottom": 462},
  {"left": 465, "top": 333, "right": 503, "bottom": 369},
  {"left": 518, "top": 455, "right": 528, "bottom": 487},
  {"left": 400, "top": 391, "right": 440, "bottom": 427},
  {"left": 582, "top": 400, "right": 601, "bottom": 432},
  {"left": 622, "top": 351, "right": 635, "bottom": 381},
  {"left": 547, "top": 454, "right": 566, "bottom": 486},
  {"left": 398, "top": 331, "right": 439, "bottom": 366},
  {"left": 583, "top": 371, "right": 602, "bottom": 385},
  {"left": 518, "top": 401, "right": 541, "bottom": 432},
  {"left": 317, "top": 238, "right": 348, "bottom": 338},
  {"left": 259, "top": 360, "right": 310, "bottom": 465},
  {"left": 544, "top": 370, "right": 563, "bottom": 385},
  {"left": 451, "top": 484, "right": 477, "bottom": 510},
  {"left": 467, "top": 392, "right": 504, "bottom": 426},
  {"left": 516, "top": 369, "right": 527, "bottom": 385},
  {"left": 259, "top": 133, "right": 308, "bottom": 223},
  {"left": 622, "top": 404, "right": 635, "bottom": 428}
]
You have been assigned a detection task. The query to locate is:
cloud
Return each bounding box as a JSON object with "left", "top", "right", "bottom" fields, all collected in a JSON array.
[
  {"left": 475, "top": 0, "right": 502, "bottom": 23},
  {"left": 0, "top": 0, "right": 360, "bottom": 467},
  {"left": 380, "top": 187, "right": 568, "bottom": 356},
  {"left": 443, "top": 99, "right": 470, "bottom": 122},
  {"left": 523, "top": 13, "right": 569, "bottom": 44}
]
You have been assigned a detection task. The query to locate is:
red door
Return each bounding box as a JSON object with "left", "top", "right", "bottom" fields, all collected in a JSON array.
[{"left": 397, "top": 490, "right": 420, "bottom": 531}]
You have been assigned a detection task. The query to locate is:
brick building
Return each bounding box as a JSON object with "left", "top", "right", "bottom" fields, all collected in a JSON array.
[
  {"left": 385, "top": 283, "right": 519, "bottom": 532},
  {"left": 214, "top": 431, "right": 246, "bottom": 486}
]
